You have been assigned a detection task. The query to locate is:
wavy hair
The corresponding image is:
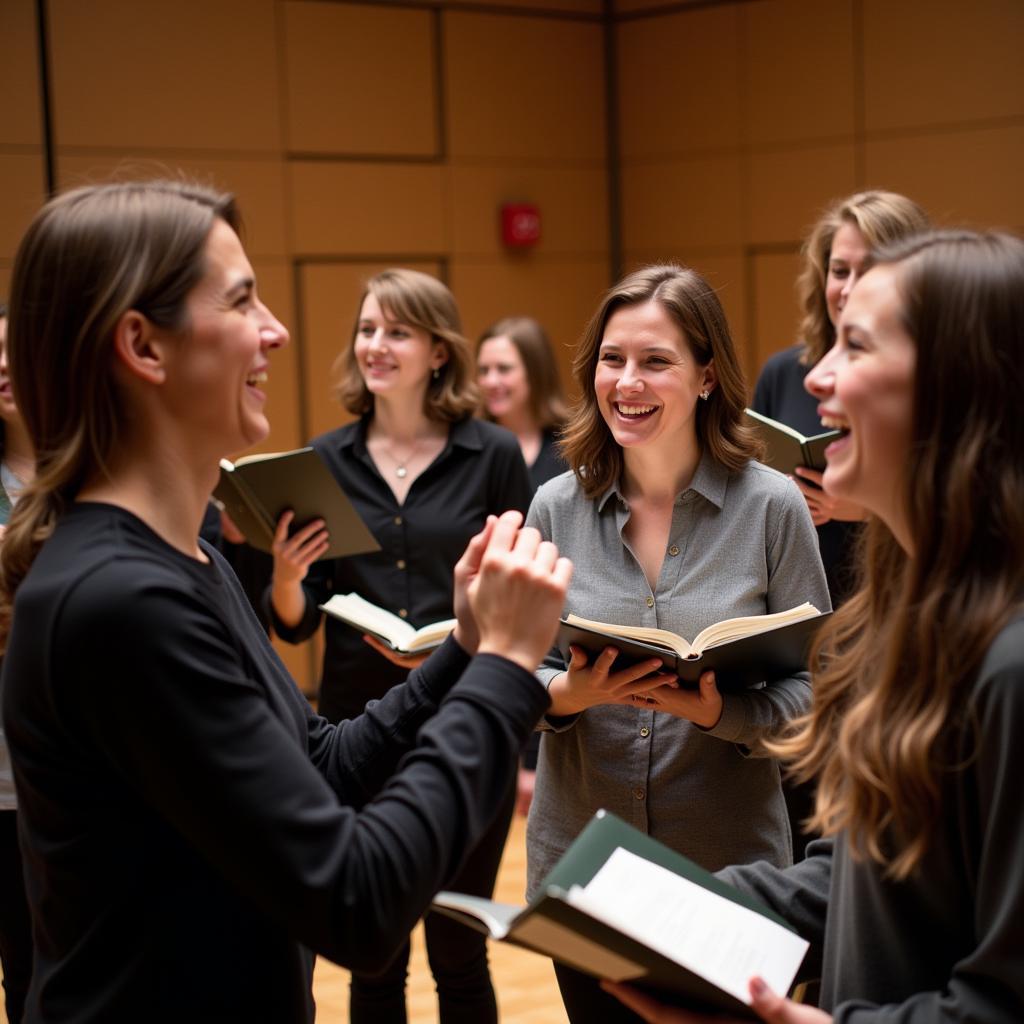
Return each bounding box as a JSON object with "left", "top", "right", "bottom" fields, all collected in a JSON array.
[
  {"left": 334, "top": 268, "right": 478, "bottom": 422},
  {"left": 773, "top": 230, "right": 1024, "bottom": 878},
  {"left": 561, "top": 264, "right": 761, "bottom": 499},
  {"left": 476, "top": 316, "right": 568, "bottom": 431},
  {"left": 798, "top": 190, "right": 930, "bottom": 365},
  {"left": 0, "top": 180, "right": 237, "bottom": 651}
]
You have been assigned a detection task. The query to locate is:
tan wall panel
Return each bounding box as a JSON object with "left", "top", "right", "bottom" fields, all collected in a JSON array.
[
  {"left": 742, "top": 0, "right": 855, "bottom": 146},
  {"left": 445, "top": 12, "right": 605, "bottom": 161},
  {"left": 863, "top": 0, "right": 1024, "bottom": 132},
  {"left": 0, "top": 0, "right": 42, "bottom": 145},
  {"left": 616, "top": 4, "right": 741, "bottom": 159},
  {"left": 750, "top": 250, "right": 803, "bottom": 380},
  {"left": 0, "top": 154, "right": 46, "bottom": 259},
  {"left": 449, "top": 165, "right": 608, "bottom": 256},
  {"left": 272, "top": 634, "right": 317, "bottom": 699},
  {"left": 614, "top": 0, "right": 712, "bottom": 13},
  {"left": 451, "top": 257, "right": 609, "bottom": 392},
  {"left": 299, "top": 261, "right": 442, "bottom": 441},
  {"left": 621, "top": 154, "right": 743, "bottom": 252},
  {"left": 864, "top": 125, "right": 1024, "bottom": 229},
  {"left": 56, "top": 156, "right": 288, "bottom": 259},
  {"left": 446, "top": 0, "right": 602, "bottom": 12},
  {"left": 284, "top": 3, "right": 438, "bottom": 157},
  {"left": 49, "top": 0, "right": 281, "bottom": 151},
  {"left": 289, "top": 162, "right": 446, "bottom": 255},
  {"left": 747, "top": 143, "right": 857, "bottom": 245}
]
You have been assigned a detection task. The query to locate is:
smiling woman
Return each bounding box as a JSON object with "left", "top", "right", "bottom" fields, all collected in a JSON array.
[
  {"left": 0, "top": 181, "right": 571, "bottom": 1023},
  {"left": 523, "top": 264, "right": 830, "bottom": 1024}
]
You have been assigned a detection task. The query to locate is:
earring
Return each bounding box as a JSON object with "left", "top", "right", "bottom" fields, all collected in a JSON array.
[
  {"left": 700, "top": 389, "right": 710, "bottom": 401},
  {"left": 433, "top": 367, "right": 441, "bottom": 380}
]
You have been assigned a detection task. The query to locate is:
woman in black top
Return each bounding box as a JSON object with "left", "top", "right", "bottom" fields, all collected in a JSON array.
[
  {"left": 476, "top": 316, "right": 569, "bottom": 814},
  {"left": 0, "top": 181, "right": 571, "bottom": 1023},
  {"left": 608, "top": 232, "right": 1024, "bottom": 1024},
  {"left": 269, "top": 269, "right": 532, "bottom": 1023}
]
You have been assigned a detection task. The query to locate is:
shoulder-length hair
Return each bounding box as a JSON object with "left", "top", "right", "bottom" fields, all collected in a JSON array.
[
  {"left": 476, "top": 316, "right": 568, "bottom": 431},
  {"left": 798, "top": 190, "right": 930, "bottom": 365},
  {"left": 560, "top": 264, "right": 761, "bottom": 499},
  {"left": 773, "top": 230, "right": 1024, "bottom": 879},
  {"left": 334, "top": 268, "right": 478, "bottom": 423},
  {"left": 0, "top": 180, "right": 237, "bottom": 651}
]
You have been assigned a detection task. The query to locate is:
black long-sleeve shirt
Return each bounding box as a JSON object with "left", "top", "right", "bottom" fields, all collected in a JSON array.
[
  {"left": 719, "top": 616, "right": 1024, "bottom": 1022},
  {"left": 270, "top": 415, "right": 532, "bottom": 722},
  {"left": 1, "top": 502, "right": 548, "bottom": 1023}
]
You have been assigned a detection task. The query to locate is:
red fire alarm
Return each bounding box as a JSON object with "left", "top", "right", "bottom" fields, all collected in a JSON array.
[{"left": 501, "top": 203, "right": 542, "bottom": 249}]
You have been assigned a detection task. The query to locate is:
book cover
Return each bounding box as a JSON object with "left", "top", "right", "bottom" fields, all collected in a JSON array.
[
  {"left": 432, "top": 811, "right": 808, "bottom": 1017},
  {"left": 745, "top": 408, "right": 840, "bottom": 474},
  {"left": 556, "top": 610, "right": 829, "bottom": 688},
  {"left": 213, "top": 447, "right": 380, "bottom": 562}
]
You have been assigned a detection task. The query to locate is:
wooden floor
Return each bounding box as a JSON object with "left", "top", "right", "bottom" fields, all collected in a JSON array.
[
  {"left": 0, "top": 815, "right": 567, "bottom": 1024},
  {"left": 312, "top": 813, "right": 568, "bottom": 1022}
]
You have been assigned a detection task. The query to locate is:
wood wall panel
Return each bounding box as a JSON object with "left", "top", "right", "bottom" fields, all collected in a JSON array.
[
  {"left": 48, "top": 0, "right": 282, "bottom": 152},
  {"left": 298, "top": 260, "right": 443, "bottom": 442},
  {"left": 621, "top": 154, "right": 743, "bottom": 252},
  {"left": 741, "top": 0, "right": 856, "bottom": 147},
  {"left": 288, "top": 162, "right": 446, "bottom": 255},
  {"left": 445, "top": 12, "right": 605, "bottom": 161},
  {"left": 449, "top": 165, "right": 608, "bottom": 256},
  {"left": 864, "top": 125, "right": 1024, "bottom": 230},
  {"left": 56, "top": 156, "right": 289, "bottom": 259},
  {"left": 746, "top": 143, "right": 857, "bottom": 245},
  {"left": 445, "top": 0, "right": 602, "bottom": 14},
  {"left": 284, "top": 2, "right": 438, "bottom": 157},
  {"left": 0, "top": 154, "right": 46, "bottom": 260},
  {"left": 863, "top": 0, "right": 1024, "bottom": 133},
  {"left": 0, "top": 0, "right": 42, "bottom": 146},
  {"left": 616, "top": 5, "right": 741, "bottom": 159},
  {"left": 750, "top": 250, "right": 802, "bottom": 377}
]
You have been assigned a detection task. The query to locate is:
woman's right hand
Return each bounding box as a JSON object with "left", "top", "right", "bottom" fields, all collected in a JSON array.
[
  {"left": 546, "top": 645, "right": 676, "bottom": 717},
  {"left": 271, "top": 510, "right": 329, "bottom": 586}
]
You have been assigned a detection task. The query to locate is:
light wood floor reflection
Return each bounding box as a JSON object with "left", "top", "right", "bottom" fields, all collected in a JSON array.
[{"left": 312, "top": 813, "right": 568, "bottom": 1022}]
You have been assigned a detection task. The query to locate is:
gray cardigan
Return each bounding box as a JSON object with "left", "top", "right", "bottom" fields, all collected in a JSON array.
[{"left": 525, "top": 453, "right": 830, "bottom": 896}]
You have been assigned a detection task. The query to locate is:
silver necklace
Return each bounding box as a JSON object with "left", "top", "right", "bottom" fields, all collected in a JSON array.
[{"left": 380, "top": 439, "right": 421, "bottom": 479}]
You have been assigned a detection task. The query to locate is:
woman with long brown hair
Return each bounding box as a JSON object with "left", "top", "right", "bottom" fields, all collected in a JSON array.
[
  {"left": 607, "top": 230, "right": 1024, "bottom": 1023},
  {"left": 0, "top": 181, "right": 570, "bottom": 1022}
]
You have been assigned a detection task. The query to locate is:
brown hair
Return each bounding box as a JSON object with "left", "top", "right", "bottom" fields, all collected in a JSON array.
[
  {"left": 0, "top": 180, "right": 237, "bottom": 650},
  {"left": 333, "top": 268, "right": 478, "bottom": 422},
  {"left": 560, "top": 264, "right": 761, "bottom": 499},
  {"left": 774, "top": 230, "right": 1024, "bottom": 878},
  {"left": 476, "top": 316, "right": 568, "bottom": 431},
  {"left": 798, "top": 190, "right": 930, "bottom": 365}
]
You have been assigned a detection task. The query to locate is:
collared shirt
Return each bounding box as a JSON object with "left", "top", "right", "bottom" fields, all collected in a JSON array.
[
  {"left": 271, "top": 415, "right": 532, "bottom": 722},
  {"left": 524, "top": 452, "right": 831, "bottom": 895}
]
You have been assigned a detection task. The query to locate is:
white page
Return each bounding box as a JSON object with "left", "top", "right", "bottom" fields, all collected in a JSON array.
[{"left": 566, "top": 848, "right": 808, "bottom": 1004}]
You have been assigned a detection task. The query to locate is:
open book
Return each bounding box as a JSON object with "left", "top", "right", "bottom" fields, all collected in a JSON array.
[
  {"left": 433, "top": 810, "right": 808, "bottom": 1017},
  {"left": 557, "top": 603, "right": 827, "bottom": 688},
  {"left": 213, "top": 447, "right": 379, "bottom": 562},
  {"left": 319, "top": 593, "right": 456, "bottom": 654},
  {"left": 745, "top": 408, "right": 840, "bottom": 474}
]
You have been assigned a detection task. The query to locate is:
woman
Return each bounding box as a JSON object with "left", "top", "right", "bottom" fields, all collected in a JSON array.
[
  {"left": 526, "top": 264, "right": 831, "bottom": 1022},
  {"left": 477, "top": 316, "right": 569, "bottom": 813},
  {"left": 752, "top": 190, "right": 929, "bottom": 604},
  {"left": 607, "top": 231, "right": 1024, "bottom": 1023},
  {"left": 0, "top": 181, "right": 570, "bottom": 1023},
  {"left": 0, "top": 303, "right": 33, "bottom": 1024},
  {"left": 269, "top": 269, "right": 533, "bottom": 1023}
]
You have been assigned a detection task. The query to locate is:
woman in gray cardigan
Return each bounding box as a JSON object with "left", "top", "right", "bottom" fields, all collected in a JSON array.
[{"left": 525, "top": 265, "right": 830, "bottom": 1023}]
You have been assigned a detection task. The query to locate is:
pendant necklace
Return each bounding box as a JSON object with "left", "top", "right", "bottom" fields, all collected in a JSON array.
[{"left": 382, "top": 438, "right": 421, "bottom": 479}]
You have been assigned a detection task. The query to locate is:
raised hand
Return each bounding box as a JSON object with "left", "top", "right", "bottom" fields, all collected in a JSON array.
[{"left": 269, "top": 511, "right": 329, "bottom": 628}]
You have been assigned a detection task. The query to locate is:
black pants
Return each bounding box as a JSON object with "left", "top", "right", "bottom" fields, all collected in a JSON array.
[
  {"left": 0, "top": 811, "right": 32, "bottom": 1024},
  {"left": 553, "top": 962, "right": 645, "bottom": 1024},
  {"left": 348, "top": 774, "right": 516, "bottom": 1024}
]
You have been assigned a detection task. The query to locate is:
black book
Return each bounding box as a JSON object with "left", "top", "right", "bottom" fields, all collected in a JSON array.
[
  {"left": 745, "top": 408, "right": 840, "bottom": 474},
  {"left": 213, "top": 447, "right": 380, "bottom": 561},
  {"left": 433, "top": 810, "right": 808, "bottom": 1018},
  {"left": 556, "top": 603, "right": 828, "bottom": 689}
]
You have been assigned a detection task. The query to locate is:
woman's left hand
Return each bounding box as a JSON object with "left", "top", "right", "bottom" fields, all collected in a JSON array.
[
  {"left": 362, "top": 634, "right": 430, "bottom": 669},
  {"left": 791, "top": 468, "right": 867, "bottom": 526},
  {"left": 634, "top": 670, "right": 723, "bottom": 729},
  {"left": 602, "top": 978, "right": 832, "bottom": 1024}
]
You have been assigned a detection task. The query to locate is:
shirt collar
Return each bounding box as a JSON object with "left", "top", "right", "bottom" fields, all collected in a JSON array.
[{"left": 595, "top": 447, "right": 729, "bottom": 512}]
